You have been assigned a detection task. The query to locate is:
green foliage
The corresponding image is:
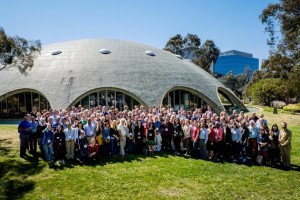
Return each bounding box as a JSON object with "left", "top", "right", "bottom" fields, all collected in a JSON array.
[
  {"left": 163, "top": 34, "right": 185, "bottom": 56},
  {"left": 219, "top": 67, "right": 251, "bottom": 98},
  {"left": 0, "top": 27, "right": 41, "bottom": 75},
  {"left": 193, "top": 39, "right": 220, "bottom": 73},
  {"left": 283, "top": 103, "right": 300, "bottom": 113},
  {"left": 164, "top": 33, "right": 220, "bottom": 73},
  {"left": 249, "top": 0, "right": 300, "bottom": 103},
  {"left": 245, "top": 78, "right": 290, "bottom": 106}
]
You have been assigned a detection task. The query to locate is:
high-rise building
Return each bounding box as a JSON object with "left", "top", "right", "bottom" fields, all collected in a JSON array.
[{"left": 214, "top": 50, "right": 259, "bottom": 76}]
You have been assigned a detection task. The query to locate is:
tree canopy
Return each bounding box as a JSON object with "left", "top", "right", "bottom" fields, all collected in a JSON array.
[
  {"left": 0, "top": 27, "right": 41, "bottom": 75},
  {"left": 164, "top": 33, "right": 220, "bottom": 73},
  {"left": 246, "top": 0, "right": 300, "bottom": 104}
]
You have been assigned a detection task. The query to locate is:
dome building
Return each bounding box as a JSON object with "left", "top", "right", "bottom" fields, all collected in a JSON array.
[{"left": 0, "top": 39, "right": 248, "bottom": 118}]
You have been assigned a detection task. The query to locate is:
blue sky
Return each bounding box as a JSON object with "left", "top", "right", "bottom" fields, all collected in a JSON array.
[{"left": 0, "top": 0, "right": 278, "bottom": 65}]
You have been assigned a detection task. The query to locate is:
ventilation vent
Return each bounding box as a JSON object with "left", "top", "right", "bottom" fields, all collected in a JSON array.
[
  {"left": 175, "top": 55, "right": 183, "bottom": 59},
  {"left": 100, "top": 49, "right": 111, "bottom": 54},
  {"left": 145, "top": 51, "right": 155, "bottom": 56},
  {"left": 52, "top": 51, "right": 62, "bottom": 55}
]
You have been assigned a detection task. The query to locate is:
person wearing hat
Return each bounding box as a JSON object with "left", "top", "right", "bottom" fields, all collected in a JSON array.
[{"left": 279, "top": 122, "right": 292, "bottom": 169}]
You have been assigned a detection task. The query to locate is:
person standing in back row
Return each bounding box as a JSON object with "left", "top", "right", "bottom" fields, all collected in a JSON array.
[{"left": 278, "top": 122, "right": 292, "bottom": 169}]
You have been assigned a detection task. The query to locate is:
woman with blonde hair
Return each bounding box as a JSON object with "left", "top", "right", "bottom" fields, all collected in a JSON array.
[
  {"left": 118, "top": 118, "right": 127, "bottom": 158},
  {"left": 182, "top": 119, "right": 191, "bottom": 156}
]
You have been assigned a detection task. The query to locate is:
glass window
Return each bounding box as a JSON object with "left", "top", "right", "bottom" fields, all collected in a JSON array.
[
  {"left": 40, "top": 95, "right": 47, "bottom": 111},
  {"left": 116, "top": 92, "right": 124, "bottom": 110},
  {"left": 162, "top": 92, "right": 168, "bottom": 108},
  {"left": 98, "top": 91, "right": 106, "bottom": 106},
  {"left": 19, "top": 93, "right": 25, "bottom": 115},
  {"left": 32, "top": 93, "right": 39, "bottom": 109},
  {"left": 2, "top": 99, "right": 7, "bottom": 115},
  {"left": 90, "top": 92, "right": 97, "bottom": 108},
  {"left": 25, "top": 92, "right": 32, "bottom": 114},
  {"left": 189, "top": 93, "right": 195, "bottom": 109},
  {"left": 12, "top": 94, "right": 19, "bottom": 115},
  {"left": 107, "top": 91, "right": 115, "bottom": 108},
  {"left": 174, "top": 90, "right": 180, "bottom": 111},
  {"left": 7, "top": 96, "right": 13, "bottom": 115},
  {"left": 81, "top": 95, "right": 90, "bottom": 110},
  {"left": 124, "top": 94, "right": 132, "bottom": 110}
]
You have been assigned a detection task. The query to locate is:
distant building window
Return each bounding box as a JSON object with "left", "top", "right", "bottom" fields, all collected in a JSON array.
[
  {"left": 145, "top": 51, "right": 155, "bottom": 56},
  {"left": 51, "top": 51, "right": 62, "bottom": 55},
  {"left": 99, "top": 49, "right": 111, "bottom": 54}
]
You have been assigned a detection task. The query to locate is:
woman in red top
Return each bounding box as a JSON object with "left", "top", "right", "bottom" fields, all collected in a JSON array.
[
  {"left": 207, "top": 123, "right": 215, "bottom": 160},
  {"left": 88, "top": 138, "right": 99, "bottom": 160}
]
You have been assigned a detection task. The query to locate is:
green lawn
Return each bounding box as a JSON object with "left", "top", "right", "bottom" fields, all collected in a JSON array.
[{"left": 1, "top": 111, "right": 300, "bottom": 199}]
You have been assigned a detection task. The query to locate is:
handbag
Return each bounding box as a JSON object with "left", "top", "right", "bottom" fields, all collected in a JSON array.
[{"left": 256, "top": 155, "right": 263, "bottom": 165}]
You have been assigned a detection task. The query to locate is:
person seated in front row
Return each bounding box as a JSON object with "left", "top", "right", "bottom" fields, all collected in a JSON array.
[{"left": 88, "top": 138, "right": 99, "bottom": 161}]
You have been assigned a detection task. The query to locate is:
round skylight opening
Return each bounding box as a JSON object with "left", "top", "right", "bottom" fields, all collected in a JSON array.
[
  {"left": 175, "top": 54, "right": 183, "bottom": 59},
  {"left": 51, "top": 51, "right": 62, "bottom": 55},
  {"left": 100, "top": 49, "right": 111, "bottom": 54},
  {"left": 145, "top": 50, "right": 155, "bottom": 56}
]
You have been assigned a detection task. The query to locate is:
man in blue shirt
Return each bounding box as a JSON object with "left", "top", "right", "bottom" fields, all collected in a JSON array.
[
  {"left": 29, "top": 116, "right": 39, "bottom": 154},
  {"left": 199, "top": 123, "right": 208, "bottom": 159},
  {"left": 18, "top": 116, "right": 31, "bottom": 157}
]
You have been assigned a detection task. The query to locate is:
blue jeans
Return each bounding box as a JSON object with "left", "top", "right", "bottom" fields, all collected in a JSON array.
[{"left": 44, "top": 144, "right": 54, "bottom": 161}]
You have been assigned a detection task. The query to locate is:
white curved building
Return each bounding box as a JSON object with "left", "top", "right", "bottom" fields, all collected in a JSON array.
[{"left": 0, "top": 39, "right": 247, "bottom": 117}]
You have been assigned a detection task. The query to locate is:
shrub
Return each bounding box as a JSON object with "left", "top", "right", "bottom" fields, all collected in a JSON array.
[
  {"left": 283, "top": 103, "right": 300, "bottom": 113},
  {"left": 271, "top": 100, "right": 286, "bottom": 109}
]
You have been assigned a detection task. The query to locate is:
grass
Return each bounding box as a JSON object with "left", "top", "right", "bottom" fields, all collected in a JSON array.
[{"left": 1, "top": 109, "right": 300, "bottom": 199}]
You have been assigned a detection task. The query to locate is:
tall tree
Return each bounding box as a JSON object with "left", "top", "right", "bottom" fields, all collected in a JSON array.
[
  {"left": 246, "top": 0, "right": 300, "bottom": 103},
  {"left": 219, "top": 67, "right": 251, "bottom": 98},
  {"left": 183, "top": 33, "right": 201, "bottom": 59},
  {"left": 260, "top": 0, "right": 300, "bottom": 57},
  {"left": 0, "top": 27, "right": 41, "bottom": 75},
  {"left": 163, "top": 34, "right": 185, "bottom": 56},
  {"left": 193, "top": 40, "right": 220, "bottom": 72}
]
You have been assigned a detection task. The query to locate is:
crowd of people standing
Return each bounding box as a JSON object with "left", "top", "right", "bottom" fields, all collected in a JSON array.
[{"left": 17, "top": 105, "right": 292, "bottom": 169}]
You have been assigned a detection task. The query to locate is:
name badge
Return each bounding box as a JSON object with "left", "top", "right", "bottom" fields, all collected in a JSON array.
[
  {"left": 149, "top": 134, "right": 152, "bottom": 137},
  {"left": 165, "top": 128, "right": 168, "bottom": 131},
  {"left": 84, "top": 145, "right": 87, "bottom": 148},
  {"left": 48, "top": 139, "right": 51, "bottom": 143}
]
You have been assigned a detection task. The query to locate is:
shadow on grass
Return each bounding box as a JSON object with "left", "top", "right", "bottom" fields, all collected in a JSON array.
[{"left": 0, "top": 137, "right": 46, "bottom": 200}]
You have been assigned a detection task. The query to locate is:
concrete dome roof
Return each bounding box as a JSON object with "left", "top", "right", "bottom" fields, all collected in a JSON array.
[{"left": 0, "top": 39, "right": 247, "bottom": 114}]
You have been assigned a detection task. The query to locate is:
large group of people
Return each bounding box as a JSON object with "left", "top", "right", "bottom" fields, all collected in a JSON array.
[{"left": 17, "top": 105, "right": 292, "bottom": 169}]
